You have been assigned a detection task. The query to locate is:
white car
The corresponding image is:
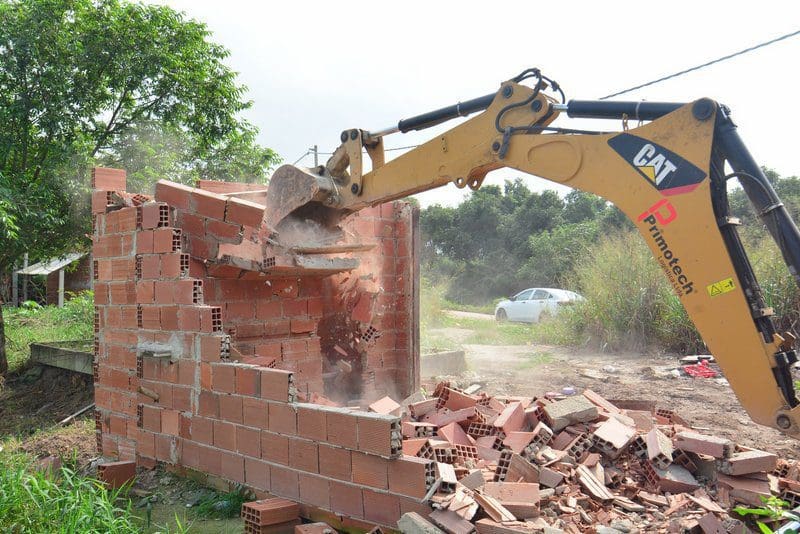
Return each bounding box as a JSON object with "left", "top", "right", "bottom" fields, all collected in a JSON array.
[{"left": 494, "top": 288, "right": 583, "bottom": 323}]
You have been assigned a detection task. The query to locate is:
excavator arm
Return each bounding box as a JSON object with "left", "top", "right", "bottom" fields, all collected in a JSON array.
[{"left": 265, "top": 69, "right": 800, "bottom": 437}]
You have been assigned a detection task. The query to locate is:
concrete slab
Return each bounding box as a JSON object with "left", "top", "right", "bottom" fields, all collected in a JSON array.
[
  {"left": 30, "top": 340, "right": 93, "bottom": 375},
  {"left": 421, "top": 350, "right": 467, "bottom": 377}
]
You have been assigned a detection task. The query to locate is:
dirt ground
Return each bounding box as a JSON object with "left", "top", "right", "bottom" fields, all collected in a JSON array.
[
  {"left": 0, "top": 365, "right": 97, "bottom": 465},
  {"left": 424, "top": 323, "right": 799, "bottom": 460}
]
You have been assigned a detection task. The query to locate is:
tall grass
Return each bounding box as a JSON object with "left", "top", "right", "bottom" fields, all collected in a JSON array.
[
  {"left": 531, "top": 231, "right": 800, "bottom": 354},
  {"left": 561, "top": 232, "right": 694, "bottom": 351},
  {"left": 749, "top": 237, "right": 800, "bottom": 335},
  {"left": 518, "top": 231, "right": 703, "bottom": 352},
  {"left": 0, "top": 453, "right": 139, "bottom": 533},
  {"left": 3, "top": 291, "right": 94, "bottom": 371}
]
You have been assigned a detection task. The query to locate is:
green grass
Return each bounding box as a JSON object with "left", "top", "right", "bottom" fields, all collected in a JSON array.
[
  {"left": 420, "top": 332, "right": 461, "bottom": 354},
  {"left": 440, "top": 299, "right": 498, "bottom": 315},
  {"left": 0, "top": 451, "right": 139, "bottom": 533},
  {"left": 193, "top": 486, "right": 250, "bottom": 520},
  {"left": 430, "top": 313, "right": 540, "bottom": 346},
  {"left": 3, "top": 291, "right": 94, "bottom": 372},
  {"left": 515, "top": 351, "right": 555, "bottom": 370},
  {"left": 421, "top": 278, "right": 560, "bottom": 349},
  {"left": 0, "top": 449, "right": 195, "bottom": 533}
]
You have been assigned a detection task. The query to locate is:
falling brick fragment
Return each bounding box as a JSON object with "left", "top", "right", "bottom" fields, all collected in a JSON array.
[{"left": 369, "top": 395, "right": 401, "bottom": 415}]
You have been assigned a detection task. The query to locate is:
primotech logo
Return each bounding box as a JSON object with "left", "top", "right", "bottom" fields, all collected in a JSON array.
[
  {"left": 638, "top": 199, "right": 695, "bottom": 296},
  {"left": 608, "top": 133, "right": 707, "bottom": 196}
]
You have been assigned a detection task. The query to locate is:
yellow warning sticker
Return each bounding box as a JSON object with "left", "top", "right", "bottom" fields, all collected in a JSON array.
[{"left": 706, "top": 277, "right": 736, "bottom": 297}]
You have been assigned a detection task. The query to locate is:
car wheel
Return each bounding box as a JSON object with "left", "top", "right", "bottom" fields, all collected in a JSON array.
[
  {"left": 495, "top": 309, "right": 508, "bottom": 323},
  {"left": 538, "top": 310, "right": 552, "bottom": 323}
]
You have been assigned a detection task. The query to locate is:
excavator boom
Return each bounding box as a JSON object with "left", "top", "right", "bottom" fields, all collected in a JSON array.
[{"left": 264, "top": 69, "right": 800, "bottom": 437}]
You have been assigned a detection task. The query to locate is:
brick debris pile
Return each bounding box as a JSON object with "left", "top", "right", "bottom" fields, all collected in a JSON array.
[{"left": 380, "top": 382, "right": 798, "bottom": 533}]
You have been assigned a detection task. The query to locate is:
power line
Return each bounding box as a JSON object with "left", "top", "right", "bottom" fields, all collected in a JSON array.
[
  {"left": 290, "top": 143, "right": 419, "bottom": 165},
  {"left": 600, "top": 28, "right": 800, "bottom": 100},
  {"left": 290, "top": 32, "right": 798, "bottom": 165},
  {"left": 291, "top": 150, "right": 311, "bottom": 165}
]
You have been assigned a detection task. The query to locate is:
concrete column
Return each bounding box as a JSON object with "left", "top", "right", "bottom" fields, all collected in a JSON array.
[{"left": 58, "top": 268, "right": 65, "bottom": 307}]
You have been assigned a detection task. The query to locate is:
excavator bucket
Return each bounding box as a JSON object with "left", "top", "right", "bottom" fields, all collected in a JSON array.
[
  {"left": 262, "top": 164, "right": 345, "bottom": 246},
  {"left": 263, "top": 165, "right": 323, "bottom": 231}
]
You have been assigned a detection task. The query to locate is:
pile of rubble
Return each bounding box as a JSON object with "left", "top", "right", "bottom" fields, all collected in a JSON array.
[{"left": 387, "top": 382, "right": 797, "bottom": 533}]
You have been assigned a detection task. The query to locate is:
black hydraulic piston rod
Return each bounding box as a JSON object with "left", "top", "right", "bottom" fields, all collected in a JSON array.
[
  {"left": 368, "top": 93, "right": 496, "bottom": 138},
  {"left": 368, "top": 96, "right": 686, "bottom": 138},
  {"left": 562, "top": 100, "right": 684, "bottom": 121},
  {"left": 715, "top": 107, "right": 800, "bottom": 286}
]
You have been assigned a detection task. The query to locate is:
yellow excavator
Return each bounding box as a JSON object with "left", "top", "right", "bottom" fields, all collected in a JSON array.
[{"left": 262, "top": 68, "right": 800, "bottom": 439}]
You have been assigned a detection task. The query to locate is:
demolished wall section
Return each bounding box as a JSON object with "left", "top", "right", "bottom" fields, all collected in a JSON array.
[{"left": 92, "top": 168, "right": 424, "bottom": 527}]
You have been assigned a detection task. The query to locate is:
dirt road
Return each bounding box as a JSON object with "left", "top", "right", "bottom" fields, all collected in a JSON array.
[{"left": 423, "top": 341, "right": 799, "bottom": 459}]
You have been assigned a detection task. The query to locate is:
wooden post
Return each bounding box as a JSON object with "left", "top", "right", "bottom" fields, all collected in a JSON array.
[
  {"left": 21, "top": 253, "right": 28, "bottom": 302},
  {"left": 11, "top": 263, "right": 18, "bottom": 306}
]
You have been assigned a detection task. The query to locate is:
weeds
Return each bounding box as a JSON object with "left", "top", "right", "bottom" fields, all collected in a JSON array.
[
  {"left": 193, "top": 485, "right": 250, "bottom": 520},
  {"left": 734, "top": 495, "right": 799, "bottom": 533},
  {"left": 3, "top": 291, "right": 94, "bottom": 372},
  {"left": 0, "top": 451, "right": 193, "bottom": 533},
  {"left": 0, "top": 452, "right": 138, "bottom": 533}
]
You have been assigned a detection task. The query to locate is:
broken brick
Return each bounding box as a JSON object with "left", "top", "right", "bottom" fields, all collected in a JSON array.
[
  {"left": 97, "top": 460, "right": 136, "bottom": 489},
  {"left": 674, "top": 431, "right": 733, "bottom": 459},
  {"left": 543, "top": 395, "right": 598, "bottom": 432},
  {"left": 716, "top": 449, "right": 777, "bottom": 476}
]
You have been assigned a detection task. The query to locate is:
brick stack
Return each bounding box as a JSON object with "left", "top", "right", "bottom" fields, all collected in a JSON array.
[
  {"left": 241, "top": 498, "right": 300, "bottom": 533},
  {"left": 92, "top": 168, "right": 425, "bottom": 528}
]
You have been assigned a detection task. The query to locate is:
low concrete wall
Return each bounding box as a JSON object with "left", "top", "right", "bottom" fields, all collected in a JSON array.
[
  {"left": 30, "top": 340, "right": 94, "bottom": 375},
  {"left": 420, "top": 350, "right": 466, "bottom": 377}
]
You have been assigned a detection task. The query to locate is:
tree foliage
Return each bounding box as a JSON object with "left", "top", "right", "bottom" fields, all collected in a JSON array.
[
  {"left": 0, "top": 0, "right": 280, "bottom": 373},
  {"left": 0, "top": 0, "right": 279, "bottom": 271},
  {"left": 421, "top": 179, "right": 628, "bottom": 304}
]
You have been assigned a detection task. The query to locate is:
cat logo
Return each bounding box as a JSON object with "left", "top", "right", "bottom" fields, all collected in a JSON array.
[
  {"left": 633, "top": 143, "right": 677, "bottom": 186},
  {"left": 608, "top": 133, "right": 707, "bottom": 196}
]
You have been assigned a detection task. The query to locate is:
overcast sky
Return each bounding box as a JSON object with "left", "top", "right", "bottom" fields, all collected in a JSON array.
[{"left": 153, "top": 0, "right": 799, "bottom": 207}]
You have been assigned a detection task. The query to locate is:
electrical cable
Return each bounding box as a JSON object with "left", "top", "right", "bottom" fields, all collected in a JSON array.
[
  {"left": 294, "top": 33, "right": 799, "bottom": 162},
  {"left": 291, "top": 151, "right": 311, "bottom": 165},
  {"left": 600, "top": 29, "right": 800, "bottom": 99}
]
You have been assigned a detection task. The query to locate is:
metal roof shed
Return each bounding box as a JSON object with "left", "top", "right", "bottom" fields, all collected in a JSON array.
[{"left": 15, "top": 252, "right": 88, "bottom": 307}]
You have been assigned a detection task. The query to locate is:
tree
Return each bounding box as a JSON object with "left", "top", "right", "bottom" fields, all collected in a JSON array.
[
  {"left": 0, "top": 179, "right": 18, "bottom": 374},
  {"left": 0, "top": 0, "right": 278, "bottom": 373},
  {"left": 519, "top": 220, "right": 600, "bottom": 287},
  {"left": 562, "top": 190, "right": 607, "bottom": 225},
  {"left": 499, "top": 189, "right": 564, "bottom": 259},
  {"left": 99, "top": 120, "right": 279, "bottom": 194}
]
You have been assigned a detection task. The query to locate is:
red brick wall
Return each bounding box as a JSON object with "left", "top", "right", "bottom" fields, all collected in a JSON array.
[{"left": 92, "top": 169, "right": 426, "bottom": 527}]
